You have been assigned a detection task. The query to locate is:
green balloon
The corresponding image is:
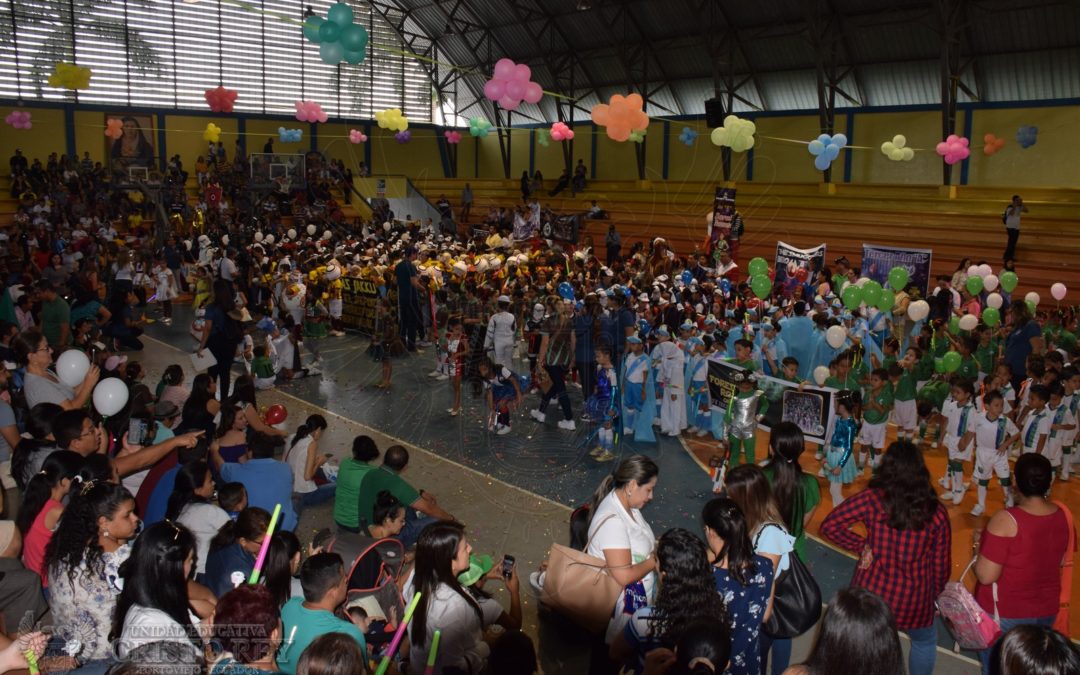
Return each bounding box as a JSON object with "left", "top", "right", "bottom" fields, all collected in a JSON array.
[
  {"left": 340, "top": 23, "right": 368, "bottom": 53},
  {"left": 343, "top": 49, "right": 365, "bottom": 65},
  {"left": 934, "top": 358, "right": 946, "bottom": 374},
  {"left": 966, "top": 275, "right": 984, "bottom": 296},
  {"left": 861, "top": 280, "right": 882, "bottom": 308},
  {"left": 942, "top": 350, "right": 962, "bottom": 373},
  {"left": 948, "top": 316, "right": 961, "bottom": 335},
  {"left": 748, "top": 257, "right": 769, "bottom": 277},
  {"left": 1000, "top": 271, "right": 1019, "bottom": 293},
  {"left": 842, "top": 285, "right": 862, "bottom": 310},
  {"left": 877, "top": 289, "right": 896, "bottom": 312},
  {"left": 887, "top": 266, "right": 909, "bottom": 290},
  {"left": 318, "top": 20, "right": 341, "bottom": 43},
  {"left": 327, "top": 2, "right": 353, "bottom": 27},
  {"left": 303, "top": 16, "right": 325, "bottom": 43},
  {"left": 1026, "top": 299, "right": 1037, "bottom": 314},
  {"left": 982, "top": 307, "right": 1001, "bottom": 326},
  {"left": 751, "top": 276, "right": 771, "bottom": 300}
]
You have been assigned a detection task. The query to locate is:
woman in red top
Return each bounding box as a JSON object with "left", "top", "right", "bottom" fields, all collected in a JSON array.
[
  {"left": 973, "top": 453, "right": 1070, "bottom": 673},
  {"left": 820, "top": 440, "right": 951, "bottom": 675}
]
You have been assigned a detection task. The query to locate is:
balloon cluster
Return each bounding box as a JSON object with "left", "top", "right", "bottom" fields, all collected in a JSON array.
[
  {"left": 808, "top": 133, "right": 847, "bottom": 171},
  {"left": 204, "top": 86, "right": 237, "bottom": 113},
  {"left": 394, "top": 130, "right": 411, "bottom": 144},
  {"left": 48, "top": 62, "right": 92, "bottom": 90},
  {"left": 278, "top": 127, "right": 303, "bottom": 143},
  {"left": 203, "top": 123, "right": 222, "bottom": 143},
  {"left": 629, "top": 128, "right": 647, "bottom": 143},
  {"left": 303, "top": 2, "right": 369, "bottom": 66},
  {"left": 709, "top": 115, "right": 756, "bottom": 152},
  {"left": 349, "top": 129, "right": 367, "bottom": 143},
  {"left": 935, "top": 134, "right": 970, "bottom": 165},
  {"left": 483, "top": 58, "right": 543, "bottom": 111},
  {"left": 880, "top": 134, "right": 914, "bottom": 162},
  {"left": 294, "top": 100, "right": 328, "bottom": 123},
  {"left": 550, "top": 122, "right": 574, "bottom": 141},
  {"left": 4, "top": 110, "right": 31, "bottom": 130},
  {"left": 982, "top": 133, "right": 1005, "bottom": 156},
  {"left": 375, "top": 108, "right": 408, "bottom": 132},
  {"left": 104, "top": 118, "right": 124, "bottom": 140},
  {"left": 1016, "top": 125, "right": 1038, "bottom": 149},
  {"left": 443, "top": 130, "right": 462, "bottom": 144},
  {"left": 591, "top": 93, "right": 649, "bottom": 142},
  {"left": 469, "top": 117, "right": 492, "bottom": 138},
  {"left": 679, "top": 126, "right": 698, "bottom": 147},
  {"left": 747, "top": 257, "right": 771, "bottom": 300}
]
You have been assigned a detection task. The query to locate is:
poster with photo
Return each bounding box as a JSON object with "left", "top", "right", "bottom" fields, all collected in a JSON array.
[
  {"left": 861, "top": 243, "right": 933, "bottom": 297},
  {"left": 106, "top": 114, "right": 156, "bottom": 172},
  {"left": 774, "top": 241, "right": 826, "bottom": 298}
]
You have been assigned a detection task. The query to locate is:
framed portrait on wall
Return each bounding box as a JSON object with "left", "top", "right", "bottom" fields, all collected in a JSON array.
[{"left": 106, "top": 114, "right": 155, "bottom": 173}]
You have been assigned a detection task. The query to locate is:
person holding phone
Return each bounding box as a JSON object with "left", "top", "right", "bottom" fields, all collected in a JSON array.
[{"left": 284, "top": 415, "right": 336, "bottom": 513}]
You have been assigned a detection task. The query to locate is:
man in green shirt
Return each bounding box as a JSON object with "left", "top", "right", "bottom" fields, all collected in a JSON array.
[
  {"left": 333, "top": 438, "right": 380, "bottom": 532},
  {"left": 277, "top": 553, "right": 366, "bottom": 675},
  {"left": 36, "top": 281, "right": 70, "bottom": 348},
  {"left": 357, "top": 445, "right": 455, "bottom": 548}
]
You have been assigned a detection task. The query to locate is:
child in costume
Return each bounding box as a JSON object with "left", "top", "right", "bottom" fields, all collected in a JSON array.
[
  {"left": 251, "top": 344, "right": 277, "bottom": 390},
  {"left": 725, "top": 370, "right": 768, "bottom": 466},
  {"left": 477, "top": 356, "right": 524, "bottom": 436},
  {"left": 445, "top": 318, "right": 468, "bottom": 416},
  {"left": 857, "top": 368, "right": 893, "bottom": 471},
  {"left": 916, "top": 374, "right": 950, "bottom": 448},
  {"left": 585, "top": 344, "right": 619, "bottom": 462},
  {"left": 1060, "top": 366, "right": 1080, "bottom": 480},
  {"left": 685, "top": 337, "right": 710, "bottom": 436},
  {"left": 327, "top": 277, "right": 345, "bottom": 337},
  {"left": 970, "top": 390, "right": 1020, "bottom": 516},
  {"left": 938, "top": 378, "right": 976, "bottom": 505},
  {"left": 651, "top": 326, "right": 687, "bottom": 437},
  {"left": 620, "top": 335, "right": 656, "bottom": 442},
  {"left": 888, "top": 354, "right": 918, "bottom": 440},
  {"left": 824, "top": 390, "right": 860, "bottom": 506}
]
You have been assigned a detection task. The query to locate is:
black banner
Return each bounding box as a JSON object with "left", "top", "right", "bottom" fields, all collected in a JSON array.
[{"left": 340, "top": 277, "right": 381, "bottom": 334}]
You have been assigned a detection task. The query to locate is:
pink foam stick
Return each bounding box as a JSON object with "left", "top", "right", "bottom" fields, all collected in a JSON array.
[
  {"left": 248, "top": 503, "right": 281, "bottom": 584},
  {"left": 374, "top": 591, "right": 421, "bottom": 675}
]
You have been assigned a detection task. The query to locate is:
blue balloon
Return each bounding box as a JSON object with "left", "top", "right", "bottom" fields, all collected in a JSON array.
[
  {"left": 558, "top": 281, "right": 574, "bottom": 300},
  {"left": 637, "top": 319, "right": 651, "bottom": 336},
  {"left": 681, "top": 270, "right": 693, "bottom": 285},
  {"left": 824, "top": 144, "right": 840, "bottom": 160},
  {"left": 623, "top": 286, "right": 633, "bottom": 298},
  {"left": 302, "top": 16, "right": 325, "bottom": 43},
  {"left": 817, "top": 134, "right": 831, "bottom": 144},
  {"left": 814, "top": 154, "right": 832, "bottom": 171},
  {"left": 719, "top": 278, "right": 731, "bottom": 294}
]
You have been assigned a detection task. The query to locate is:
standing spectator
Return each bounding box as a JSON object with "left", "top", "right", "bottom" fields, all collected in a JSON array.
[
  {"left": 531, "top": 297, "right": 576, "bottom": 430},
  {"left": 519, "top": 170, "right": 531, "bottom": 202},
  {"left": 819, "top": 441, "right": 951, "bottom": 675},
  {"left": 605, "top": 223, "right": 622, "bottom": 267},
  {"left": 196, "top": 279, "right": 244, "bottom": 397},
  {"left": 762, "top": 422, "right": 821, "bottom": 564},
  {"left": 36, "top": 281, "right": 70, "bottom": 349},
  {"left": 1004, "top": 299, "right": 1044, "bottom": 391},
  {"left": 395, "top": 246, "right": 425, "bottom": 352},
  {"left": 572, "top": 159, "right": 587, "bottom": 195},
  {"left": 460, "top": 183, "right": 473, "bottom": 223},
  {"left": 1002, "top": 195, "right": 1028, "bottom": 262},
  {"left": 973, "top": 453, "right": 1070, "bottom": 672}
]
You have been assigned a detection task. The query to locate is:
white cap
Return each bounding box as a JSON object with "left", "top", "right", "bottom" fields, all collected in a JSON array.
[{"left": 497, "top": 295, "right": 511, "bottom": 304}]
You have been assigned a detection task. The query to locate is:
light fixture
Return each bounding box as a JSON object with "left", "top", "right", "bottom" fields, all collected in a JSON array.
[
  {"left": 576, "top": 0, "right": 592, "bottom": 10},
  {"left": 303, "top": 6, "right": 314, "bottom": 18}
]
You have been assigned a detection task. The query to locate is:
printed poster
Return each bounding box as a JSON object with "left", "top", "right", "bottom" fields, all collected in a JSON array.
[
  {"left": 774, "top": 241, "right": 826, "bottom": 298},
  {"left": 861, "top": 243, "right": 933, "bottom": 298}
]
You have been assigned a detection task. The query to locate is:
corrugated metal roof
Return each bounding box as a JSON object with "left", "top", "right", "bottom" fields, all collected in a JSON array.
[
  {"left": 980, "top": 49, "right": 1080, "bottom": 101},
  {"left": 860, "top": 61, "right": 941, "bottom": 106}
]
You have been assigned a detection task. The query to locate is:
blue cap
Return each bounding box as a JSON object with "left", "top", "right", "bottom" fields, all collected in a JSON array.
[
  {"left": 687, "top": 337, "right": 705, "bottom": 349},
  {"left": 679, "top": 321, "right": 694, "bottom": 331},
  {"left": 627, "top": 335, "right": 642, "bottom": 344},
  {"left": 831, "top": 299, "right": 842, "bottom": 308},
  {"left": 655, "top": 325, "right": 671, "bottom": 338},
  {"left": 704, "top": 315, "right": 718, "bottom": 325}
]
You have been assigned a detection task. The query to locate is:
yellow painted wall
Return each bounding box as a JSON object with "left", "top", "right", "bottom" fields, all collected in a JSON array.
[
  {"left": 164, "top": 115, "right": 238, "bottom": 167},
  {"left": 368, "top": 126, "right": 443, "bottom": 179},
  {"left": 750, "top": 115, "right": 846, "bottom": 184},
  {"left": 666, "top": 118, "right": 732, "bottom": 183},
  {"left": 0, "top": 108, "right": 66, "bottom": 169},
  {"left": 593, "top": 126, "right": 640, "bottom": 180},
  {"left": 73, "top": 110, "right": 109, "bottom": 166},
  {"left": 245, "top": 119, "right": 304, "bottom": 156},
  {"left": 474, "top": 129, "right": 530, "bottom": 180},
  {"left": 847, "top": 110, "right": 963, "bottom": 185},
  {"left": 968, "top": 106, "right": 1080, "bottom": 188}
]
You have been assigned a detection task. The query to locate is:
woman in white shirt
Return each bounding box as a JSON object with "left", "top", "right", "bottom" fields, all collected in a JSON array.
[
  {"left": 584, "top": 454, "right": 660, "bottom": 643},
  {"left": 168, "top": 461, "right": 230, "bottom": 579},
  {"left": 724, "top": 464, "right": 796, "bottom": 675},
  {"left": 284, "top": 414, "right": 336, "bottom": 511},
  {"left": 112, "top": 521, "right": 204, "bottom": 661},
  {"left": 407, "top": 521, "right": 520, "bottom": 674}
]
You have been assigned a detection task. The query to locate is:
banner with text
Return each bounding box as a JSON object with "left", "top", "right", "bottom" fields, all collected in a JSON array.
[
  {"left": 340, "top": 277, "right": 381, "bottom": 334},
  {"left": 708, "top": 187, "right": 736, "bottom": 251},
  {"left": 861, "top": 243, "right": 933, "bottom": 298},
  {"left": 774, "top": 241, "right": 826, "bottom": 298},
  {"left": 708, "top": 357, "right": 837, "bottom": 445}
]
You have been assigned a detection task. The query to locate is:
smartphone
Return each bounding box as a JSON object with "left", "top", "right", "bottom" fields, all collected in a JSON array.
[
  {"left": 501, "top": 554, "right": 515, "bottom": 580},
  {"left": 128, "top": 418, "right": 147, "bottom": 446}
]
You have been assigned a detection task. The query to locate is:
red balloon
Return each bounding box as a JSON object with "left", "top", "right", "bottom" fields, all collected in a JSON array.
[
  {"left": 794, "top": 268, "right": 809, "bottom": 283},
  {"left": 264, "top": 404, "right": 288, "bottom": 425}
]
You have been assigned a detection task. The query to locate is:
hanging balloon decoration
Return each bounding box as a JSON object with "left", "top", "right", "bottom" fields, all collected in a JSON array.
[
  {"left": 483, "top": 58, "right": 543, "bottom": 111},
  {"left": 880, "top": 134, "right": 914, "bottom": 161},
  {"left": 982, "top": 133, "right": 1005, "bottom": 156},
  {"left": 104, "top": 118, "right": 124, "bottom": 139},
  {"left": 303, "top": 2, "right": 369, "bottom": 66},
  {"left": 443, "top": 130, "right": 462, "bottom": 144},
  {"left": 550, "top": 122, "right": 574, "bottom": 141},
  {"left": 349, "top": 129, "right": 367, "bottom": 143},
  {"left": 375, "top": 108, "right": 409, "bottom": 132},
  {"left": 936, "top": 134, "right": 970, "bottom": 165},
  {"left": 808, "top": 133, "right": 847, "bottom": 171},
  {"left": 204, "top": 86, "right": 238, "bottom": 113},
  {"left": 678, "top": 127, "right": 699, "bottom": 147},
  {"left": 278, "top": 127, "right": 303, "bottom": 143},
  {"left": 590, "top": 93, "right": 649, "bottom": 142},
  {"left": 709, "top": 115, "right": 756, "bottom": 151},
  {"left": 4, "top": 110, "right": 31, "bottom": 130},
  {"left": 468, "top": 117, "right": 492, "bottom": 137},
  {"left": 203, "top": 123, "right": 222, "bottom": 143},
  {"left": 48, "top": 62, "right": 92, "bottom": 89},
  {"left": 294, "top": 100, "right": 329, "bottom": 123}
]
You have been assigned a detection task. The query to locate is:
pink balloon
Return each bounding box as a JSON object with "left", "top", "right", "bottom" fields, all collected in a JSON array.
[
  {"left": 505, "top": 79, "right": 525, "bottom": 100},
  {"left": 1052, "top": 283, "right": 1067, "bottom": 301},
  {"left": 483, "top": 79, "right": 505, "bottom": 101},
  {"left": 513, "top": 64, "right": 531, "bottom": 81},
  {"left": 498, "top": 95, "right": 520, "bottom": 111},
  {"left": 523, "top": 82, "right": 543, "bottom": 104},
  {"left": 493, "top": 58, "right": 516, "bottom": 80},
  {"left": 936, "top": 142, "right": 948, "bottom": 154}
]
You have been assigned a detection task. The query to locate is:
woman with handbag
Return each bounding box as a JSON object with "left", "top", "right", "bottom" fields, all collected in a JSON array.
[
  {"left": 972, "top": 453, "right": 1070, "bottom": 673},
  {"left": 819, "top": 441, "right": 951, "bottom": 675},
  {"left": 701, "top": 497, "right": 776, "bottom": 675},
  {"left": 724, "top": 465, "right": 797, "bottom": 675}
]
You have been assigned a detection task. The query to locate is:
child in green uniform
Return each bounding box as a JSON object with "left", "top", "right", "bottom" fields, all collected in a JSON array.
[
  {"left": 947, "top": 334, "right": 980, "bottom": 382},
  {"left": 729, "top": 339, "right": 760, "bottom": 372},
  {"left": 779, "top": 356, "right": 802, "bottom": 383},
  {"left": 973, "top": 327, "right": 996, "bottom": 383},
  {"left": 824, "top": 352, "right": 860, "bottom": 391},
  {"left": 916, "top": 377, "right": 951, "bottom": 448},
  {"left": 888, "top": 360, "right": 918, "bottom": 440},
  {"left": 858, "top": 368, "right": 893, "bottom": 471}
]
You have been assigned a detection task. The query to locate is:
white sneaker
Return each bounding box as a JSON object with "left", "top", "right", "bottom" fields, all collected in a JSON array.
[
  {"left": 435, "top": 374, "right": 449, "bottom": 381},
  {"left": 695, "top": 428, "right": 709, "bottom": 437},
  {"left": 686, "top": 426, "right": 699, "bottom": 434},
  {"left": 428, "top": 370, "right": 441, "bottom": 378},
  {"left": 529, "top": 571, "right": 544, "bottom": 596},
  {"left": 952, "top": 491, "right": 963, "bottom": 506},
  {"left": 931, "top": 441, "right": 939, "bottom": 449},
  {"left": 937, "top": 475, "right": 950, "bottom": 489},
  {"left": 623, "top": 427, "right": 633, "bottom": 435},
  {"left": 447, "top": 408, "right": 460, "bottom": 416},
  {"left": 970, "top": 503, "right": 985, "bottom": 516},
  {"left": 530, "top": 409, "right": 546, "bottom": 423},
  {"left": 496, "top": 424, "right": 511, "bottom": 435},
  {"left": 558, "top": 419, "right": 576, "bottom": 431}
]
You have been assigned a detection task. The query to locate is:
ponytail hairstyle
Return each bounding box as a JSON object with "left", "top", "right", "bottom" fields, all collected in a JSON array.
[
  {"left": 672, "top": 621, "right": 732, "bottom": 675},
  {"left": 264, "top": 530, "right": 302, "bottom": 610},
  {"left": 722, "top": 464, "right": 784, "bottom": 536},
  {"left": 290, "top": 414, "right": 328, "bottom": 450},
  {"left": 586, "top": 454, "right": 659, "bottom": 529},
  {"left": 16, "top": 449, "right": 82, "bottom": 536},
  {"left": 210, "top": 506, "right": 271, "bottom": 553},
  {"left": 45, "top": 480, "right": 134, "bottom": 586},
  {"left": 701, "top": 497, "right": 757, "bottom": 586},
  {"left": 165, "top": 461, "right": 212, "bottom": 522},
  {"left": 763, "top": 421, "right": 808, "bottom": 536}
]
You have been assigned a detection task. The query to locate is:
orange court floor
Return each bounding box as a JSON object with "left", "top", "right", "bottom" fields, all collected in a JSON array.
[{"left": 683, "top": 422, "right": 1080, "bottom": 637}]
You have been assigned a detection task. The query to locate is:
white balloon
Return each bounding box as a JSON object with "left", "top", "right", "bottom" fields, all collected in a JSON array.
[
  {"left": 907, "top": 299, "right": 930, "bottom": 322},
  {"left": 222, "top": 234, "right": 229, "bottom": 246},
  {"left": 826, "top": 325, "right": 847, "bottom": 349},
  {"left": 813, "top": 365, "right": 830, "bottom": 386},
  {"left": 959, "top": 314, "right": 978, "bottom": 331},
  {"left": 986, "top": 292, "right": 1003, "bottom": 309},
  {"left": 977, "top": 264, "right": 993, "bottom": 278},
  {"left": 265, "top": 234, "right": 275, "bottom": 244},
  {"left": 56, "top": 349, "right": 90, "bottom": 388},
  {"left": 383, "top": 222, "right": 392, "bottom": 232},
  {"left": 1025, "top": 292, "right": 1040, "bottom": 307},
  {"left": 254, "top": 231, "right": 264, "bottom": 242},
  {"left": 287, "top": 228, "right": 297, "bottom": 240},
  {"left": 855, "top": 277, "right": 870, "bottom": 287},
  {"left": 93, "top": 377, "right": 129, "bottom": 417},
  {"left": 307, "top": 224, "right": 317, "bottom": 236},
  {"left": 1051, "top": 283, "right": 1067, "bottom": 301},
  {"left": 983, "top": 274, "right": 999, "bottom": 292},
  {"left": 967, "top": 265, "right": 980, "bottom": 278},
  {"left": 323, "top": 230, "right": 332, "bottom": 240}
]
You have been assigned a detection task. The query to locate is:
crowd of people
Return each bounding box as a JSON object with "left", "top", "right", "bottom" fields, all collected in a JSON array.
[{"left": 0, "top": 144, "right": 1075, "bottom": 675}]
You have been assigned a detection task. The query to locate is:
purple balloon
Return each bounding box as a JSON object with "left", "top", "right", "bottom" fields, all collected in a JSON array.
[
  {"left": 523, "top": 82, "right": 543, "bottom": 104},
  {"left": 483, "top": 79, "right": 505, "bottom": 101}
]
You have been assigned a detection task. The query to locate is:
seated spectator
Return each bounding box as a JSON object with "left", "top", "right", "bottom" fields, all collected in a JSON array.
[
  {"left": 210, "top": 405, "right": 250, "bottom": 471},
  {"left": 15, "top": 328, "right": 100, "bottom": 410},
  {"left": 219, "top": 433, "right": 297, "bottom": 532},
  {"left": 333, "top": 435, "right": 380, "bottom": 533},
  {"left": 277, "top": 553, "right": 366, "bottom": 675},
  {"left": 641, "top": 620, "right": 732, "bottom": 675},
  {"left": 283, "top": 415, "right": 335, "bottom": 512},
  {"left": 17, "top": 450, "right": 81, "bottom": 586},
  {"left": 488, "top": 631, "right": 538, "bottom": 675},
  {"left": 997, "top": 624, "right": 1080, "bottom": 675},
  {"left": 10, "top": 402, "right": 64, "bottom": 490},
  {"left": 170, "top": 461, "right": 231, "bottom": 581},
  {"left": 296, "top": 633, "right": 367, "bottom": 675},
  {"left": 783, "top": 587, "right": 903, "bottom": 675},
  {"left": 263, "top": 530, "right": 302, "bottom": 609},
  {"left": 210, "top": 584, "right": 283, "bottom": 675},
  {"left": 139, "top": 442, "right": 208, "bottom": 526},
  {"left": 108, "top": 640, "right": 203, "bottom": 675},
  {"left": 357, "top": 445, "right": 453, "bottom": 548},
  {"left": 204, "top": 507, "right": 271, "bottom": 599},
  {"left": 0, "top": 521, "right": 49, "bottom": 634}
]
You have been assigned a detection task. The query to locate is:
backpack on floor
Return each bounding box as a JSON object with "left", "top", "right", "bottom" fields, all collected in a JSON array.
[
  {"left": 936, "top": 557, "right": 1001, "bottom": 651},
  {"left": 326, "top": 532, "right": 407, "bottom": 624}
]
